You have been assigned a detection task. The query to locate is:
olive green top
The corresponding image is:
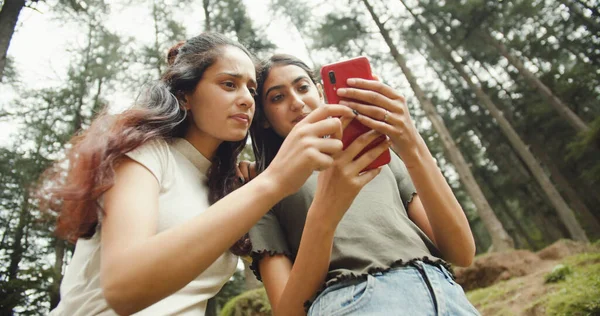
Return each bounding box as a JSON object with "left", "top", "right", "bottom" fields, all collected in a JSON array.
[{"left": 249, "top": 152, "right": 444, "bottom": 288}]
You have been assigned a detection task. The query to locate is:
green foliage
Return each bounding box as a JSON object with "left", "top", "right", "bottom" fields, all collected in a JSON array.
[
  {"left": 138, "top": 1, "right": 187, "bottom": 78},
  {"left": 545, "top": 264, "right": 574, "bottom": 283},
  {"left": 0, "top": 1, "right": 127, "bottom": 314},
  {"left": 207, "top": 0, "right": 275, "bottom": 56},
  {"left": 269, "top": 0, "right": 313, "bottom": 31},
  {"left": 413, "top": 0, "right": 600, "bottom": 245},
  {"left": 545, "top": 253, "right": 600, "bottom": 315},
  {"left": 312, "top": 13, "right": 367, "bottom": 55},
  {"left": 2, "top": 0, "right": 600, "bottom": 313},
  {"left": 0, "top": 145, "right": 58, "bottom": 314},
  {"left": 220, "top": 287, "right": 271, "bottom": 316},
  {"left": 468, "top": 252, "right": 600, "bottom": 315},
  {"left": 214, "top": 270, "right": 246, "bottom": 310},
  {"left": 467, "top": 279, "right": 525, "bottom": 310},
  {"left": 240, "top": 143, "right": 255, "bottom": 162},
  {"left": 567, "top": 116, "right": 600, "bottom": 178}
]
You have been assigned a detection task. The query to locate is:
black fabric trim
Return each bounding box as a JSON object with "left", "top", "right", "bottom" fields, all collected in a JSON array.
[
  {"left": 405, "top": 191, "right": 418, "bottom": 211},
  {"left": 303, "top": 256, "right": 453, "bottom": 311},
  {"left": 249, "top": 250, "right": 295, "bottom": 281}
]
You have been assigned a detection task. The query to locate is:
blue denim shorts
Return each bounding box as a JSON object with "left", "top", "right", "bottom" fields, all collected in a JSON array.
[{"left": 308, "top": 261, "right": 480, "bottom": 316}]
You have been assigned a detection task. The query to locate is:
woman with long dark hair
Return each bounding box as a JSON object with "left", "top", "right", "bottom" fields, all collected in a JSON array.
[
  {"left": 45, "top": 34, "right": 355, "bottom": 315},
  {"left": 247, "top": 54, "right": 479, "bottom": 315}
]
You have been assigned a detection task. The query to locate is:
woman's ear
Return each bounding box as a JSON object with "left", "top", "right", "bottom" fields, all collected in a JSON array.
[
  {"left": 179, "top": 92, "right": 191, "bottom": 111},
  {"left": 317, "top": 83, "right": 324, "bottom": 102}
]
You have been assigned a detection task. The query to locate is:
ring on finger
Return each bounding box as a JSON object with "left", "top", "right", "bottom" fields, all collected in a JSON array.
[{"left": 383, "top": 110, "right": 390, "bottom": 122}]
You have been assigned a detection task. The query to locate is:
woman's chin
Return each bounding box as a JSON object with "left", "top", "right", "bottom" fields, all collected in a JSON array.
[{"left": 222, "top": 131, "right": 249, "bottom": 142}]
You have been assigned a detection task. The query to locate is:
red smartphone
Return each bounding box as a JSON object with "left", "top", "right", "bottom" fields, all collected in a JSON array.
[{"left": 320, "top": 56, "right": 390, "bottom": 171}]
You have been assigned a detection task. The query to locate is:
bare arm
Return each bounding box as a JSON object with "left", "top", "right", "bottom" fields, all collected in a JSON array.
[
  {"left": 259, "top": 213, "right": 335, "bottom": 316},
  {"left": 101, "top": 159, "right": 284, "bottom": 314},
  {"left": 406, "top": 195, "right": 436, "bottom": 245},
  {"left": 100, "top": 104, "right": 356, "bottom": 315},
  {"left": 402, "top": 140, "right": 475, "bottom": 266},
  {"left": 260, "top": 130, "right": 391, "bottom": 315},
  {"left": 339, "top": 79, "right": 475, "bottom": 267}
]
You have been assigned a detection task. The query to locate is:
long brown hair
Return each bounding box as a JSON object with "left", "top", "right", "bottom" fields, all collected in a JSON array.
[{"left": 42, "top": 33, "right": 256, "bottom": 255}]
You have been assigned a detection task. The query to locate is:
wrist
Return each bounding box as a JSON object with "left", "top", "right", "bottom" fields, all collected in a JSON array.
[
  {"left": 252, "top": 170, "right": 288, "bottom": 201},
  {"left": 396, "top": 136, "right": 432, "bottom": 168},
  {"left": 305, "top": 208, "right": 338, "bottom": 236},
  {"left": 309, "top": 194, "right": 348, "bottom": 229}
]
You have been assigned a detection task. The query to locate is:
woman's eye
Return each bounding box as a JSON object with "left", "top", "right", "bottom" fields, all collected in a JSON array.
[
  {"left": 298, "top": 84, "right": 309, "bottom": 92},
  {"left": 271, "top": 94, "right": 283, "bottom": 102},
  {"left": 249, "top": 87, "right": 257, "bottom": 96},
  {"left": 223, "top": 81, "right": 236, "bottom": 89}
]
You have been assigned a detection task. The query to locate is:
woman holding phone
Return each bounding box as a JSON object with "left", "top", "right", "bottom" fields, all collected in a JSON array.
[
  {"left": 246, "top": 54, "right": 479, "bottom": 315},
  {"left": 46, "top": 34, "right": 355, "bottom": 316}
]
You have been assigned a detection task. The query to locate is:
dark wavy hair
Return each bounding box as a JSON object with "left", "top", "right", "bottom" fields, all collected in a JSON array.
[
  {"left": 250, "top": 54, "right": 317, "bottom": 173},
  {"left": 42, "top": 32, "right": 256, "bottom": 255}
]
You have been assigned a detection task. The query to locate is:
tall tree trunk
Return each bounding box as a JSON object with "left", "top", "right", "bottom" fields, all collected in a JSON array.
[
  {"left": 92, "top": 78, "right": 104, "bottom": 114},
  {"left": 473, "top": 64, "right": 599, "bottom": 235},
  {"left": 401, "top": 0, "right": 589, "bottom": 242},
  {"left": 436, "top": 67, "right": 545, "bottom": 250},
  {"left": 531, "top": 209, "right": 565, "bottom": 244},
  {"left": 0, "top": 209, "right": 18, "bottom": 249},
  {"left": 49, "top": 238, "right": 66, "bottom": 309},
  {"left": 561, "top": 167, "right": 600, "bottom": 221},
  {"left": 1, "top": 99, "right": 53, "bottom": 314},
  {"left": 428, "top": 62, "right": 543, "bottom": 249},
  {"left": 477, "top": 30, "right": 589, "bottom": 133},
  {"left": 431, "top": 52, "right": 571, "bottom": 247},
  {"left": 528, "top": 135, "right": 600, "bottom": 236},
  {"left": 2, "top": 193, "right": 31, "bottom": 315},
  {"left": 362, "top": 0, "right": 514, "bottom": 251},
  {"left": 0, "top": 0, "right": 26, "bottom": 81},
  {"left": 473, "top": 43, "right": 600, "bottom": 214},
  {"left": 478, "top": 170, "right": 538, "bottom": 249},
  {"left": 151, "top": 1, "right": 163, "bottom": 78},
  {"left": 445, "top": 43, "right": 589, "bottom": 243},
  {"left": 561, "top": 0, "right": 600, "bottom": 34},
  {"left": 203, "top": 0, "right": 211, "bottom": 31},
  {"left": 72, "top": 22, "right": 95, "bottom": 135}
]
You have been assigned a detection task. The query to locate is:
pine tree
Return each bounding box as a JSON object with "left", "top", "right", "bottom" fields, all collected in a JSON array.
[{"left": 360, "top": 0, "right": 514, "bottom": 251}]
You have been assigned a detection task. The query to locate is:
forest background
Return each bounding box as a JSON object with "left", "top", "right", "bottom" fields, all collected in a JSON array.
[{"left": 0, "top": 0, "right": 598, "bottom": 314}]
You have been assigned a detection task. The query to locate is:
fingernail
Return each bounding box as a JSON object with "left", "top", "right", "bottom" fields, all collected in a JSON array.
[
  {"left": 339, "top": 100, "right": 348, "bottom": 105},
  {"left": 337, "top": 88, "right": 347, "bottom": 95},
  {"left": 238, "top": 176, "right": 245, "bottom": 184},
  {"left": 347, "top": 78, "right": 356, "bottom": 85},
  {"left": 352, "top": 109, "right": 359, "bottom": 116}
]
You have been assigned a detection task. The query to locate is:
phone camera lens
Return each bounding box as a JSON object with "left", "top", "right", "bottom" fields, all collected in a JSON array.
[{"left": 328, "top": 71, "right": 336, "bottom": 84}]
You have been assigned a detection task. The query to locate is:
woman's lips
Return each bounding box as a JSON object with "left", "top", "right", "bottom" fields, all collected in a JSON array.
[
  {"left": 292, "top": 113, "right": 308, "bottom": 124},
  {"left": 230, "top": 113, "right": 250, "bottom": 124}
]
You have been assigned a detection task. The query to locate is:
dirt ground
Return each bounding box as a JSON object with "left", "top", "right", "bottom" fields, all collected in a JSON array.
[{"left": 454, "top": 240, "right": 600, "bottom": 316}]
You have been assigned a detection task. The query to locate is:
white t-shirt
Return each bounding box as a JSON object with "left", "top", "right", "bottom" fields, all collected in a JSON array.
[{"left": 50, "top": 138, "right": 238, "bottom": 316}]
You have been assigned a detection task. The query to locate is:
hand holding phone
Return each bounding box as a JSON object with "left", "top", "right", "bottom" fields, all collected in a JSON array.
[{"left": 320, "top": 57, "right": 391, "bottom": 171}]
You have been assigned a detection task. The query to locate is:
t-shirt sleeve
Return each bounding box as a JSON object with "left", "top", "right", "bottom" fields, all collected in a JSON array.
[
  {"left": 389, "top": 151, "right": 417, "bottom": 210},
  {"left": 248, "top": 209, "right": 292, "bottom": 281},
  {"left": 124, "top": 139, "right": 170, "bottom": 187}
]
